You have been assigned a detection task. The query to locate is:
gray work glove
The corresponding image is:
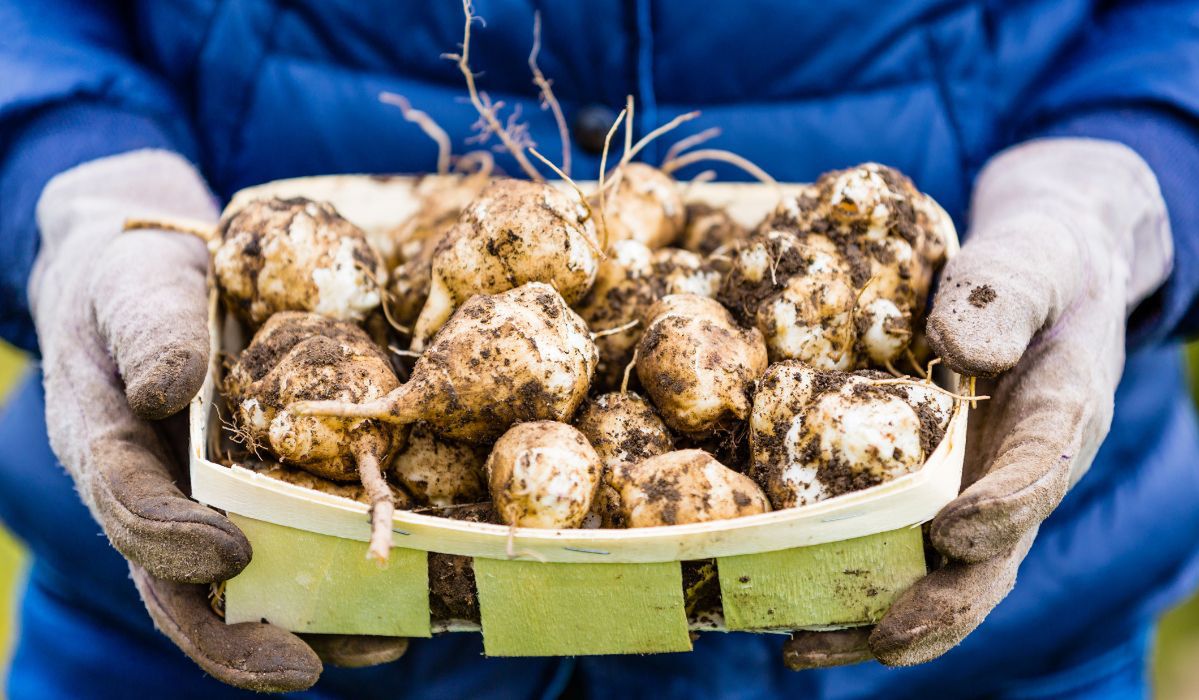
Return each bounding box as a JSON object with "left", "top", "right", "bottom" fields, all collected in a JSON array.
[
  {"left": 785, "top": 138, "right": 1173, "bottom": 668},
  {"left": 29, "top": 149, "right": 406, "bottom": 692}
]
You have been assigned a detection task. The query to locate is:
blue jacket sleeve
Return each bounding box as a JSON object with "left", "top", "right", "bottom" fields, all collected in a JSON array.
[
  {"left": 0, "top": 1, "right": 200, "bottom": 353},
  {"left": 1015, "top": 0, "right": 1199, "bottom": 345}
]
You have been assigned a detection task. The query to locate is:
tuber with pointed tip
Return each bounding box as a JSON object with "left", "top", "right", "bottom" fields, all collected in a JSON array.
[
  {"left": 225, "top": 312, "right": 404, "bottom": 561},
  {"left": 410, "top": 179, "right": 600, "bottom": 349},
  {"left": 485, "top": 421, "right": 601, "bottom": 528},
  {"left": 749, "top": 361, "right": 954, "bottom": 508},
  {"left": 609, "top": 449, "right": 770, "bottom": 526},
  {"left": 636, "top": 294, "right": 767, "bottom": 436},
  {"left": 290, "top": 282, "right": 597, "bottom": 444}
]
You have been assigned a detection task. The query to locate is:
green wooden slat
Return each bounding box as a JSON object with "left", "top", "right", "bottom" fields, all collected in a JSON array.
[
  {"left": 474, "top": 558, "right": 691, "bottom": 656},
  {"left": 718, "top": 527, "right": 926, "bottom": 631},
  {"left": 225, "top": 515, "right": 431, "bottom": 637}
]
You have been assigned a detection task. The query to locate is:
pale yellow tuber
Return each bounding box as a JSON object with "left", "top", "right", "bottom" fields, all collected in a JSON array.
[
  {"left": 609, "top": 449, "right": 770, "bottom": 526},
  {"left": 225, "top": 312, "right": 403, "bottom": 561},
  {"left": 572, "top": 240, "right": 657, "bottom": 389},
  {"left": 485, "top": 421, "right": 602, "bottom": 528},
  {"left": 575, "top": 392, "right": 674, "bottom": 528},
  {"left": 410, "top": 179, "right": 600, "bottom": 349},
  {"left": 749, "top": 361, "right": 953, "bottom": 508},
  {"left": 214, "top": 198, "right": 385, "bottom": 324},
  {"left": 600, "top": 163, "right": 685, "bottom": 249},
  {"left": 636, "top": 294, "right": 767, "bottom": 436},
  {"left": 389, "top": 423, "right": 488, "bottom": 506}
]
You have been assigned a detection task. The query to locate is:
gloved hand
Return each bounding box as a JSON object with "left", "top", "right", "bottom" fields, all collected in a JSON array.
[
  {"left": 29, "top": 149, "right": 407, "bottom": 692},
  {"left": 785, "top": 138, "right": 1173, "bottom": 668}
]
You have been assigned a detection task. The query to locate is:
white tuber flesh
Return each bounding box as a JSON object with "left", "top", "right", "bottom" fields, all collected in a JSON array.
[
  {"left": 575, "top": 392, "right": 674, "bottom": 528},
  {"left": 636, "top": 294, "right": 768, "bottom": 436},
  {"left": 749, "top": 361, "right": 953, "bottom": 508},
  {"left": 411, "top": 179, "right": 600, "bottom": 349},
  {"left": 599, "top": 163, "right": 686, "bottom": 250},
  {"left": 225, "top": 312, "right": 404, "bottom": 561},
  {"left": 389, "top": 423, "right": 488, "bottom": 506},
  {"left": 291, "top": 282, "right": 597, "bottom": 444},
  {"left": 609, "top": 449, "right": 770, "bottom": 527},
  {"left": 485, "top": 421, "right": 601, "bottom": 528},
  {"left": 214, "top": 198, "right": 385, "bottom": 324}
]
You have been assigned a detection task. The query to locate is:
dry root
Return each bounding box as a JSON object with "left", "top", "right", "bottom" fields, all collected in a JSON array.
[
  {"left": 380, "top": 92, "right": 452, "bottom": 175},
  {"left": 446, "top": 0, "right": 543, "bottom": 181}
]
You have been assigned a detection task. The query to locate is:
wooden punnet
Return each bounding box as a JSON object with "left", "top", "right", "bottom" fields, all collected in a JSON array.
[{"left": 191, "top": 175, "right": 965, "bottom": 656}]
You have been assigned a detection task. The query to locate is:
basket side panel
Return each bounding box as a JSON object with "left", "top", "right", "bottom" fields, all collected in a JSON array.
[
  {"left": 225, "top": 515, "right": 431, "bottom": 637},
  {"left": 474, "top": 559, "right": 691, "bottom": 656},
  {"left": 717, "top": 527, "right": 925, "bottom": 631}
]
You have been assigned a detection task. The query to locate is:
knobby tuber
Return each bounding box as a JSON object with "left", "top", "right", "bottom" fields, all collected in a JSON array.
[
  {"left": 390, "top": 423, "right": 488, "bottom": 506},
  {"left": 225, "top": 312, "right": 404, "bottom": 561},
  {"left": 650, "top": 247, "right": 723, "bottom": 299},
  {"left": 599, "top": 163, "right": 686, "bottom": 250},
  {"left": 678, "top": 202, "right": 745, "bottom": 256},
  {"left": 214, "top": 197, "right": 386, "bottom": 324},
  {"left": 741, "top": 163, "right": 949, "bottom": 367},
  {"left": 609, "top": 449, "right": 770, "bottom": 526},
  {"left": 636, "top": 294, "right": 768, "bottom": 436},
  {"left": 575, "top": 392, "right": 674, "bottom": 527},
  {"left": 485, "top": 421, "right": 601, "bottom": 528},
  {"left": 291, "top": 282, "right": 597, "bottom": 443},
  {"left": 749, "top": 361, "right": 953, "bottom": 508},
  {"left": 572, "top": 240, "right": 657, "bottom": 389},
  {"left": 410, "top": 179, "right": 600, "bottom": 349}
]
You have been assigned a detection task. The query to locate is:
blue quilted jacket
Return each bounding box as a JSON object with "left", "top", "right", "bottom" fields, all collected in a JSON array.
[{"left": 1, "top": 1, "right": 1198, "bottom": 698}]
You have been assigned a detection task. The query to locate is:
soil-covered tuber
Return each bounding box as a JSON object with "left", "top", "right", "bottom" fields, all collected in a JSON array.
[
  {"left": 720, "top": 230, "right": 857, "bottom": 369},
  {"left": 636, "top": 294, "right": 767, "bottom": 436},
  {"left": 609, "top": 449, "right": 770, "bottom": 526},
  {"left": 678, "top": 202, "right": 746, "bottom": 256},
  {"left": 291, "top": 282, "right": 597, "bottom": 443},
  {"left": 749, "top": 361, "right": 954, "bottom": 508},
  {"left": 411, "top": 179, "right": 600, "bottom": 348},
  {"left": 485, "top": 421, "right": 601, "bottom": 528},
  {"left": 600, "top": 163, "right": 686, "bottom": 249},
  {"left": 225, "top": 311, "right": 404, "bottom": 560},
  {"left": 572, "top": 240, "right": 657, "bottom": 389},
  {"left": 650, "top": 247, "right": 723, "bottom": 299},
  {"left": 214, "top": 197, "right": 386, "bottom": 324},
  {"left": 389, "top": 423, "right": 488, "bottom": 506},
  {"left": 575, "top": 392, "right": 674, "bottom": 527},
  {"left": 717, "top": 164, "right": 949, "bottom": 369}
]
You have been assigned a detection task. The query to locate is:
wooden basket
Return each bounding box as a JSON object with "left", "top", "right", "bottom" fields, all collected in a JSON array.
[{"left": 190, "top": 175, "right": 966, "bottom": 657}]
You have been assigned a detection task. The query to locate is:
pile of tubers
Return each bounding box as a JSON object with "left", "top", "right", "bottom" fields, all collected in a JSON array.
[
  {"left": 193, "top": 153, "right": 954, "bottom": 572},
  {"left": 158, "top": 6, "right": 957, "bottom": 574}
]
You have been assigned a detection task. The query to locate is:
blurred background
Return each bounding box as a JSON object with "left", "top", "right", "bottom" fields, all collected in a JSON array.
[{"left": 0, "top": 339, "right": 1197, "bottom": 697}]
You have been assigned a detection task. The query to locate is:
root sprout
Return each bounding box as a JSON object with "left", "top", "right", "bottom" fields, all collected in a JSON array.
[
  {"left": 379, "top": 92, "right": 452, "bottom": 175},
  {"left": 445, "top": 0, "right": 543, "bottom": 181}
]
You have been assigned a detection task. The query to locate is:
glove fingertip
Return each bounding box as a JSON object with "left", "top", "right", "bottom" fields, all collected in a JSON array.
[{"left": 126, "top": 341, "right": 210, "bottom": 420}]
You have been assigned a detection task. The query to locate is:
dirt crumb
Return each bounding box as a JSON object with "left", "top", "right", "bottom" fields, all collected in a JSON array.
[{"left": 968, "top": 284, "right": 996, "bottom": 308}]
